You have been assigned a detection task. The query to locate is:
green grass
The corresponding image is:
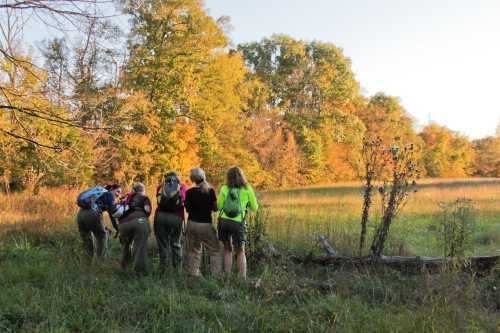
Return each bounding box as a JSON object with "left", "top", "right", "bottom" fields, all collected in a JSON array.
[
  {"left": 1, "top": 179, "right": 499, "bottom": 332},
  {"left": 1, "top": 226, "right": 498, "bottom": 332}
]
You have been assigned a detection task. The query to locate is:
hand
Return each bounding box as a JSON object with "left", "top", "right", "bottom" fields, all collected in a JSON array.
[{"left": 182, "top": 219, "right": 187, "bottom": 236}]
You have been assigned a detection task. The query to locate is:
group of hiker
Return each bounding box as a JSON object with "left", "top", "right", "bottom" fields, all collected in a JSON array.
[{"left": 75, "top": 166, "right": 258, "bottom": 278}]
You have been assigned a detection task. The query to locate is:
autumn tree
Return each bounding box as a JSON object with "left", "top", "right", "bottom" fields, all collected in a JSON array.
[
  {"left": 0, "top": 58, "right": 93, "bottom": 192},
  {"left": 419, "top": 124, "right": 474, "bottom": 177},
  {"left": 472, "top": 137, "right": 500, "bottom": 177},
  {"left": 3, "top": 0, "right": 495, "bottom": 194},
  {"left": 0, "top": 0, "right": 121, "bottom": 191},
  {"left": 245, "top": 107, "right": 303, "bottom": 189},
  {"left": 239, "top": 36, "right": 364, "bottom": 183},
  {"left": 38, "top": 17, "right": 130, "bottom": 185},
  {"left": 357, "top": 93, "right": 420, "bottom": 146},
  {"left": 123, "top": 0, "right": 263, "bottom": 185}
]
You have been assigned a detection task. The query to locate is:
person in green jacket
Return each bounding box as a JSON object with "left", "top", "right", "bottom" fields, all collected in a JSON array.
[{"left": 217, "top": 166, "right": 258, "bottom": 279}]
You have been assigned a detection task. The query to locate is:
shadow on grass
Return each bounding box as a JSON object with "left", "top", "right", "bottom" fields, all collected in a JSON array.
[{"left": 263, "top": 178, "right": 500, "bottom": 198}]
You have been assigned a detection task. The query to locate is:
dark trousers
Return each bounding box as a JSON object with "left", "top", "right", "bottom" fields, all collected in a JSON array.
[
  {"left": 119, "top": 217, "right": 150, "bottom": 273},
  {"left": 154, "top": 211, "right": 183, "bottom": 269},
  {"left": 76, "top": 208, "right": 107, "bottom": 259}
]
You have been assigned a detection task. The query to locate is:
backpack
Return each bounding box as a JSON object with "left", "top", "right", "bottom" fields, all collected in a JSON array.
[
  {"left": 76, "top": 186, "right": 107, "bottom": 210},
  {"left": 116, "top": 191, "right": 135, "bottom": 218},
  {"left": 157, "top": 176, "right": 182, "bottom": 212},
  {"left": 119, "top": 193, "right": 148, "bottom": 222},
  {"left": 222, "top": 187, "right": 243, "bottom": 218}
]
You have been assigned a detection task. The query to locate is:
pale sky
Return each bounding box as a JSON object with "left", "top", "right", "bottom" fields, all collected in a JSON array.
[
  {"left": 205, "top": 0, "right": 500, "bottom": 139},
  {"left": 19, "top": 0, "right": 500, "bottom": 139}
]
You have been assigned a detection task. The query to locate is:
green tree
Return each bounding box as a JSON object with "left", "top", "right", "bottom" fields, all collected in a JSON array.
[{"left": 239, "top": 36, "right": 360, "bottom": 115}]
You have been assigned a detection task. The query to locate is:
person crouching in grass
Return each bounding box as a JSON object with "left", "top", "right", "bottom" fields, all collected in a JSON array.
[
  {"left": 76, "top": 184, "right": 122, "bottom": 261},
  {"left": 118, "top": 182, "right": 152, "bottom": 274}
]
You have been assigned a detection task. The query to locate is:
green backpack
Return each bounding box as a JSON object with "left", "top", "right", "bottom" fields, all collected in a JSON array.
[{"left": 222, "top": 187, "right": 243, "bottom": 219}]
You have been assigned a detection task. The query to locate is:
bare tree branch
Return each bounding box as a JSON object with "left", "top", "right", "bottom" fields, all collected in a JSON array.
[
  {"left": 0, "top": 0, "right": 114, "bottom": 19},
  {"left": 0, "top": 104, "right": 112, "bottom": 130},
  {"left": 0, "top": 128, "right": 62, "bottom": 150}
]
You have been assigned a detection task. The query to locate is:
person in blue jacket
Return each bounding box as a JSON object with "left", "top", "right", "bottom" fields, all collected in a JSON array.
[{"left": 76, "top": 184, "right": 122, "bottom": 260}]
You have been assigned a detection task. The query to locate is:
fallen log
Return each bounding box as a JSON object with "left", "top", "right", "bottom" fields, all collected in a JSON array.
[
  {"left": 310, "top": 236, "right": 500, "bottom": 273},
  {"left": 317, "top": 235, "right": 337, "bottom": 257},
  {"left": 311, "top": 254, "right": 499, "bottom": 272}
]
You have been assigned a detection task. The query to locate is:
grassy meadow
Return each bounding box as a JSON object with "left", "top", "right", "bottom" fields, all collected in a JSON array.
[
  {"left": 0, "top": 178, "right": 499, "bottom": 332},
  {"left": 261, "top": 178, "right": 500, "bottom": 257}
]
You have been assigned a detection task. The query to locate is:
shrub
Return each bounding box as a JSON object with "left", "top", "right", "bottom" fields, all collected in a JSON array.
[{"left": 433, "top": 198, "right": 476, "bottom": 257}]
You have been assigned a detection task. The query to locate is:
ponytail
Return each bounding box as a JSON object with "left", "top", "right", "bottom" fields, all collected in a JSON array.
[
  {"left": 198, "top": 180, "right": 210, "bottom": 194},
  {"left": 190, "top": 167, "right": 211, "bottom": 194}
]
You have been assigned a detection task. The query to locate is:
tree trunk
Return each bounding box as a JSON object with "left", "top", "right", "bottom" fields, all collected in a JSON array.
[
  {"left": 2, "top": 171, "right": 11, "bottom": 195},
  {"left": 359, "top": 176, "right": 373, "bottom": 255},
  {"left": 25, "top": 168, "right": 44, "bottom": 195},
  {"left": 371, "top": 179, "right": 399, "bottom": 256}
]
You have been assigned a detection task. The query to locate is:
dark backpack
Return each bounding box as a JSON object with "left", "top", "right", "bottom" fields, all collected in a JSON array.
[
  {"left": 118, "top": 193, "right": 151, "bottom": 223},
  {"left": 76, "top": 186, "right": 107, "bottom": 210},
  {"left": 157, "top": 176, "right": 182, "bottom": 212},
  {"left": 222, "top": 187, "right": 242, "bottom": 218}
]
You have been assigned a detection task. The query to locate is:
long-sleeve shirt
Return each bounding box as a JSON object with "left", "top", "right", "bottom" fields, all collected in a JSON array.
[
  {"left": 217, "top": 184, "right": 259, "bottom": 222},
  {"left": 119, "top": 194, "right": 152, "bottom": 224},
  {"left": 95, "top": 191, "right": 119, "bottom": 230}
]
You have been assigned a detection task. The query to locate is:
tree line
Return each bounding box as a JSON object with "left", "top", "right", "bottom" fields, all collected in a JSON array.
[{"left": 1, "top": 0, "right": 499, "bottom": 193}]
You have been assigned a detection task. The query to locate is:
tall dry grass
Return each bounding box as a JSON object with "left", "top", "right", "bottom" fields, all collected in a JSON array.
[
  {"left": 0, "top": 188, "right": 78, "bottom": 226},
  {"left": 1, "top": 179, "right": 499, "bottom": 256}
]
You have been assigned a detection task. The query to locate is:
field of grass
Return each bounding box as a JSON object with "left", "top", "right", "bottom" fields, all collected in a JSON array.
[
  {"left": 261, "top": 178, "right": 500, "bottom": 257},
  {"left": 0, "top": 179, "right": 499, "bottom": 332}
]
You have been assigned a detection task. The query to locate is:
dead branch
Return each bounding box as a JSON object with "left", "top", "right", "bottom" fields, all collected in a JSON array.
[
  {"left": 318, "top": 235, "right": 337, "bottom": 257},
  {"left": 0, "top": 105, "right": 112, "bottom": 130},
  {"left": 0, "top": 128, "right": 62, "bottom": 150},
  {"left": 308, "top": 236, "right": 499, "bottom": 274},
  {"left": 308, "top": 254, "right": 500, "bottom": 273},
  {"left": 0, "top": 0, "right": 113, "bottom": 19}
]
